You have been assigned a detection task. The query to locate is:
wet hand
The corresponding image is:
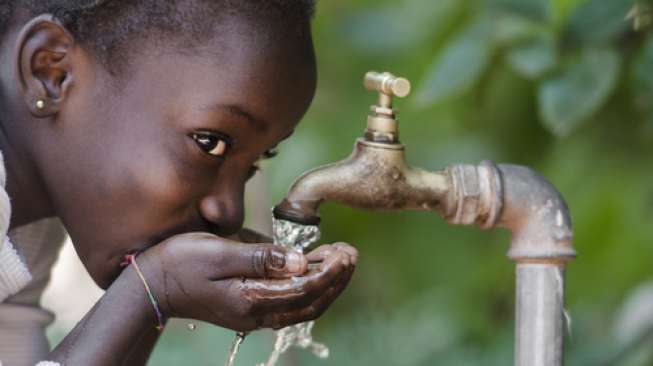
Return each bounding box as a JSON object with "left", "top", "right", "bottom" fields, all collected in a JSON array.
[{"left": 135, "top": 233, "right": 357, "bottom": 332}]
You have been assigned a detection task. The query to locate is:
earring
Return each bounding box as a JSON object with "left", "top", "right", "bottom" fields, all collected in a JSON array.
[{"left": 35, "top": 100, "right": 45, "bottom": 110}]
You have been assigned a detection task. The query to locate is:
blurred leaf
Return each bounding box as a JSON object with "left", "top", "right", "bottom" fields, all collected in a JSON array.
[
  {"left": 615, "top": 281, "right": 653, "bottom": 345},
  {"left": 507, "top": 33, "right": 557, "bottom": 79},
  {"left": 483, "top": 0, "right": 551, "bottom": 22},
  {"left": 630, "top": 33, "right": 653, "bottom": 118},
  {"left": 626, "top": 2, "right": 653, "bottom": 31},
  {"left": 590, "top": 282, "right": 653, "bottom": 366},
  {"left": 551, "top": 0, "right": 587, "bottom": 27},
  {"left": 491, "top": 14, "right": 550, "bottom": 46},
  {"left": 416, "top": 18, "right": 493, "bottom": 105},
  {"left": 538, "top": 48, "right": 621, "bottom": 136},
  {"left": 565, "top": 0, "right": 637, "bottom": 44},
  {"left": 341, "top": 0, "right": 462, "bottom": 53},
  {"left": 311, "top": 288, "right": 464, "bottom": 366}
]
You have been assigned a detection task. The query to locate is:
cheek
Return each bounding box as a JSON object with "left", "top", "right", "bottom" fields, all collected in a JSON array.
[
  {"left": 50, "top": 125, "right": 198, "bottom": 249},
  {"left": 101, "top": 140, "right": 201, "bottom": 226}
]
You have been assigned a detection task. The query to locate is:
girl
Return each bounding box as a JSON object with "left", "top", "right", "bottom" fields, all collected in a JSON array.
[{"left": 0, "top": 1, "right": 358, "bottom": 365}]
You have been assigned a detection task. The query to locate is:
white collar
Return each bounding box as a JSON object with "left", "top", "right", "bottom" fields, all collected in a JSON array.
[{"left": 0, "top": 150, "right": 32, "bottom": 302}]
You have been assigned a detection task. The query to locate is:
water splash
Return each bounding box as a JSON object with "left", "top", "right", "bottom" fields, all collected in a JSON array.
[
  {"left": 257, "top": 218, "right": 329, "bottom": 366},
  {"left": 222, "top": 218, "right": 327, "bottom": 366}
]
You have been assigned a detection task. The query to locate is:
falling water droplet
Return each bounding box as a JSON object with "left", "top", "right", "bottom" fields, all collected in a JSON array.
[{"left": 224, "top": 332, "right": 246, "bottom": 366}]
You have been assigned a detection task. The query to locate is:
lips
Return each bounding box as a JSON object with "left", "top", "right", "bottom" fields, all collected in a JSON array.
[{"left": 101, "top": 215, "right": 219, "bottom": 288}]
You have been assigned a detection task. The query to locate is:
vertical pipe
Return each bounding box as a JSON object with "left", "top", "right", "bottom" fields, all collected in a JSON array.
[{"left": 515, "top": 263, "right": 566, "bottom": 366}]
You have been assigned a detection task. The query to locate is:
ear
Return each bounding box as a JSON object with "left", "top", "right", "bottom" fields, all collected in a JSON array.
[{"left": 15, "top": 15, "right": 75, "bottom": 118}]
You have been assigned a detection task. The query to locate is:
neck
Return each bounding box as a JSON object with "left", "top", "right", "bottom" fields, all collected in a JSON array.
[{"left": 0, "top": 115, "right": 55, "bottom": 229}]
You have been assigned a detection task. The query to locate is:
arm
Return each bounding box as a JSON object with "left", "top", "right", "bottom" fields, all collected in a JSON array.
[
  {"left": 42, "top": 230, "right": 264, "bottom": 365},
  {"left": 47, "top": 234, "right": 357, "bottom": 365},
  {"left": 47, "top": 265, "right": 158, "bottom": 366},
  {"left": 121, "top": 321, "right": 164, "bottom": 366}
]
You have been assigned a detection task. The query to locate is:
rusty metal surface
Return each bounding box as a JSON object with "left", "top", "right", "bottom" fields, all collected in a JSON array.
[
  {"left": 444, "top": 161, "right": 503, "bottom": 229},
  {"left": 273, "top": 139, "right": 450, "bottom": 224}
]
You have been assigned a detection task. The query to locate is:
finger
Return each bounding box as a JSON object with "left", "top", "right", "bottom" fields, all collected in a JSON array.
[
  {"left": 305, "top": 244, "right": 335, "bottom": 262},
  {"left": 306, "top": 243, "right": 358, "bottom": 264},
  {"left": 237, "top": 250, "right": 353, "bottom": 313},
  {"left": 331, "top": 243, "right": 359, "bottom": 265},
  {"left": 228, "top": 228, "right": 273, "bottom": 243},
  {"left": 213, "top": 240, "right": 308, "bottom": 279},
  {"left": 261, "top": 263, "right": 355, "bottom": 329}
]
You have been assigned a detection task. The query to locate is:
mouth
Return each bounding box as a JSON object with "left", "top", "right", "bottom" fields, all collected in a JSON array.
[
  {"left": 122, "top": 235, "right": 165, "bottom": 260},
  {"left": 105, "top": 219, "right": 218, "bottom": 287},
  {"left": 102, "top": 235, "right": 163, "bottom": 285}
]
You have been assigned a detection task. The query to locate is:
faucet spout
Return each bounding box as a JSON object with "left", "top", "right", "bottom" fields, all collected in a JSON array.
[{"left": 273, "top": 139, "right": 450, "bottom": 225}]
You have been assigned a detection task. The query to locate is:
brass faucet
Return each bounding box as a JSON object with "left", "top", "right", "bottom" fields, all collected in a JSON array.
[
  {"left": 273, "top": 71, "right": 576, "bottom": 366},
  {"left": 273, "top": 72, "right": 452, "bottom": 225}
]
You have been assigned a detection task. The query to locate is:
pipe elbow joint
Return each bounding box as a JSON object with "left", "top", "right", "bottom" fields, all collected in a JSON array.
[
  {"left": 498, "top": 164, "right": 575, "bottom": 262},
  {"left": 446, "top": 162, "right": 575, "bottom": 262}
]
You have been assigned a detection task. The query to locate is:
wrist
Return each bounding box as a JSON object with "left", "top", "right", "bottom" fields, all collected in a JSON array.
[
  {"left": 116, "top": 260, "right": 166, "bottom": 331},
  {"left": 48, "top": 264, "right": 163, "bottom": 365}
]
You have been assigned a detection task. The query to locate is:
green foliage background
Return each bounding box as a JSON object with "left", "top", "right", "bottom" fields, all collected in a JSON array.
[{"left": 149, "top": 0, "right": 653, "bottom": 365}]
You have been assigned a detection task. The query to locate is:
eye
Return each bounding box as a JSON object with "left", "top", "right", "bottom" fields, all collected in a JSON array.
[
  {"left": 263, "top": 148, "right": 278, "bottom": 159},
  {"left": 190, "top": 132, "right": 231, "bottom": 157},
  {"left": 246, "top": 148, "right": 279, "bottom": 180},
  {"left": 247, "top": 164, "right": 261, "bottom": 180}
]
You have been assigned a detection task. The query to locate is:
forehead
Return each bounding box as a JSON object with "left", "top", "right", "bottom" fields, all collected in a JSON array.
[{"left": 108, "top": 17, "right": 317, "bottom": 135}]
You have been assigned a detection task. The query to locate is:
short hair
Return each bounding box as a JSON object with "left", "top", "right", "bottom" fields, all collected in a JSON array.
[{"left": 0, "top": 0, "right": 316, "bottom": 73}]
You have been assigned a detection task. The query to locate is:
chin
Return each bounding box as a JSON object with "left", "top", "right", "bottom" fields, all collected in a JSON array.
[
  {"left": 74, "top": 234, "right": 156, "bottom": 290},
  {"left": 89, "top": 267, "right": 118, "bottom": 290},
  {"left": 83, "top": 255, "right": 125, "bottom": 290}
]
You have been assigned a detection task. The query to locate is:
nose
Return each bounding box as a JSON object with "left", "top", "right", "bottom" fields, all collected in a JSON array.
[{"left": 199, "top": 185, "right": 245, "bottom": 237}]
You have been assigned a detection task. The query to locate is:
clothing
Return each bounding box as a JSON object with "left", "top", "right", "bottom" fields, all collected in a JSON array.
[
  {"left": 0, "top": 149, "right": 31, "bottom": 303},
  {"left": 0, "top": 151, "right": 66, "bottom": 366}
]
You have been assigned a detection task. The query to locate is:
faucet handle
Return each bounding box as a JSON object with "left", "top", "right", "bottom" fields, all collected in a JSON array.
[
  {"left": 362, "top": 71, "right": 411, "bottom": 144},
  {"left": 364, "top": 72, "right": 411, "bottom": 103}
]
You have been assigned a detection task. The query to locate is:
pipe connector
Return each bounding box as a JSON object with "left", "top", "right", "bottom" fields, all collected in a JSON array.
[
  {"left": 445, "top": 161, "right": 503, "bottom": 229},
  {"left": 446, "top": 161, "right": 576, "bottom": 262}
]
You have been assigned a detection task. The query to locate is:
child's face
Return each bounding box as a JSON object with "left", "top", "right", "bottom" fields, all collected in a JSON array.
[{"left": 37, "top": 21, "right": 317, "bottom": 288}]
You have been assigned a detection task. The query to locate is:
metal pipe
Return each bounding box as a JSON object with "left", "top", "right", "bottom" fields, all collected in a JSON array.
[
  {"left": 515, "top": 263, "right": 566, "bottom": 366},
  {"left": 500, "top": 164, "right": 574, "bottom": 366}
]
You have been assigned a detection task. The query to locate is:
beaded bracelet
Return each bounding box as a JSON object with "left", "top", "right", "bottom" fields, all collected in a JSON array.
[{"left": 122, "top": 253, "right": 166, "bottom": 331}]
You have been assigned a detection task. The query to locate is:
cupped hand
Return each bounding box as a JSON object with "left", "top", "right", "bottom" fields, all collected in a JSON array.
[{"left": 135, "top": 233, "right": 357, "bottom": 332}]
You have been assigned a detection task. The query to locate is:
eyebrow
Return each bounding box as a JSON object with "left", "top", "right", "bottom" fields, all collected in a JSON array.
[{"left": 205, "top": 104, "right": 269, "bottom": 133}]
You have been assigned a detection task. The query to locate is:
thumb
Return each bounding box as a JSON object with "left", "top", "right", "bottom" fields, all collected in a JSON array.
[{"left": 217, "top": 242, "right": 308, "bottom": 279}]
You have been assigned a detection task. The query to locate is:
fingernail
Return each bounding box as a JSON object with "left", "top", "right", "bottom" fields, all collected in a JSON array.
[
  {"left": 269, "top": 250, "right": 287, "bottom": 270},
  {"left": 286, "top": 251, "right": 307, "bottom": 274}
]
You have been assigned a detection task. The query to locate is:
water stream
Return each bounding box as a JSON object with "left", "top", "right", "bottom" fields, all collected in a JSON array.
[
  {"left": 223, "top": 218, "right": 328, "bottom": 366},
  {"left": 224, "top": 332, "right": 247, "bottom": 366},
  {"left": 258, "top": 218, "right": 329, "bottom": 366}
]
